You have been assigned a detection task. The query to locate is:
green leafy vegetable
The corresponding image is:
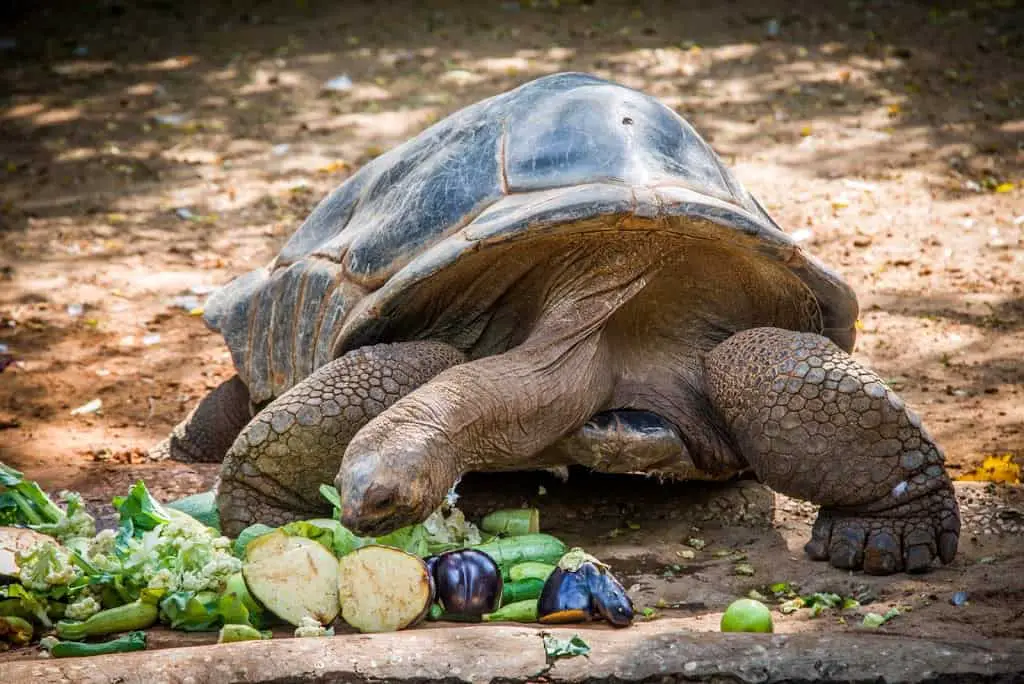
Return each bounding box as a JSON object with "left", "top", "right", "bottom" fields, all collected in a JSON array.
[
  {"left": 112, "top": 480, "right": 177, "bottom": 534},
  {"left": 421, "top": 507, "right": 483, "bottom": 551},
  {"left": 0, "top": 463, "right": 95, "bottom": 541},
  {"left": 0, "top": 582, "right": 53, "bottom": 627},
  {"left": 167, "top": 491, "right": 221, "bottom": 532},
  {"left": 281, "top": 519, "right": 366, "bottom": 558},
  {"left": 233, "top": 524, "right": 277, "bottom": 558},
  {"left": 542, "top": 633, "right": 591, "bottom": 659},
  {"left": 375, "top": 524, "right": 430, "bottom": 557},
  {"left": 779, "top": 592, "right": 860, "bottom": 617},
  {"left": 217, "top": 572, "right": 265, "bottom": 629},
  {"left": 159, "top": 590, "right": 222, "bottom": 631},
  {"left": 319, "top": 484, "right": 343, "bottom": 513},
  {"left": 862, "top": 607, "right": 901, "bottom": 628}
]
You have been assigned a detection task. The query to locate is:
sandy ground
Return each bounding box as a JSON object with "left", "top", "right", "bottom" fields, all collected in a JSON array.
[{"left": 1, "top": 0, "right": 1022, "bottom": 656}]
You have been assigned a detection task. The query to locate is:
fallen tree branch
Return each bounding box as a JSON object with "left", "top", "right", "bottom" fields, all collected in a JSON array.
[{"left": 8, "top": 619, "right": 1024, "bottom": 684}]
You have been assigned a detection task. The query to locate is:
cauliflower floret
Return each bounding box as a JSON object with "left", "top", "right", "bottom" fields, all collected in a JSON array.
[
  {"left": 55, "top": 491, "right": 96, "bottom": 541},
  {"left": 16, "top": 540, "right": 80, "bottom": 593},
  {"left": 147, "top": 568, "right": 175, "bottom": 591},
  {"left": 126, "top": 522, "right": 241, "bottom": 595},
  {"left": 293, "top": 616, "right": 333, "bottom": 638},
  {"left": 197, "top": 556, "right": 242, "bottom": 589},
  {"left": 422, "top": 505, "right": 482, "bottom": 546},
  {"left": 64, "top": 594, "right": 102, "bottom": 621},
  {"left": 88, "top": 529, "right": 117, "bottom": 556}
]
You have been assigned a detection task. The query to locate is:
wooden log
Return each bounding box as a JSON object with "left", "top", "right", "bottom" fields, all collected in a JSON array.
[{"left": 7, "top": 619, "right": 1024, "bottom": 684}]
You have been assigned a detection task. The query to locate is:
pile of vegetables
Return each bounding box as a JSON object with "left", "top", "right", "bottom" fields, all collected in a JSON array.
[{"left": 1, "top": 464, "right": 634, "bottom": 658}]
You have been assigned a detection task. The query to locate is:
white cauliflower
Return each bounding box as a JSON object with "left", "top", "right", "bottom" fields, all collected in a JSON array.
[
  {"left": 293, "top": 616, "right": 333, "bottom": 638},
  {"left": 88, "top": 528, "right": 117, "bottom": 556},
  {"left": 55, "top": 491, "right": 97, "bottom": 541},
  {"left": 119, "top": 520, "right": 240, "bottom": 596},
  {"left": 421, "top": 505, "right": 482, "bottom": 546},
  {"left": 16, "top": 540, "right": 80, "bottom": 592},
  {"left": 64, "top": 593, "right": 101, "bottom": 621}
]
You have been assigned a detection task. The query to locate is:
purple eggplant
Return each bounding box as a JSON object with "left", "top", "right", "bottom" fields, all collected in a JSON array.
[
  {"left": 537, "top": 565, "right": 593, "bottom": 624},
  {"left": 585, "top": 564, "right": 634, "bottom": 627},
  {"left": 537, "top": 548, "right": 634, "bottom": 628},
  {"left": 427, "top": 549, "right": 502, "bottom": 618}
]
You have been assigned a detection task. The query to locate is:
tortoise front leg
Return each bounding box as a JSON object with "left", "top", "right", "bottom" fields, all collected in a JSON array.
[
  {"left": 215, "top": 341, "right": 466, "bottom": 537},
  {"left": 148, "top": 376, "right": 252, "bottom": 463},
  {"left": 705, "top": 327, "right": 960, "bottom": 575}
]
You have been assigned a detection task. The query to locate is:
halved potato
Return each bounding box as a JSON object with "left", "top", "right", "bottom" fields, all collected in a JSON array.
[
  {"left": 337, "top": 545, "right": 431, "bottom": 633},
  {"left": 242, "top": 529, "right": 340, "bottom": 627},
  {"left": 0, "top": 527, "right": 54, "bottom": 578}
]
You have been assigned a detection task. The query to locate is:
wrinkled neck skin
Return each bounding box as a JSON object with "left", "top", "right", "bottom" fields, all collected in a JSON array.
[{"left": 341, "top": 229, "right": 821, "bottom": 534}]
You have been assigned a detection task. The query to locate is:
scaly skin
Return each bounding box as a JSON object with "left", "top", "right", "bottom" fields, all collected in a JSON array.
[
  {"left": 705, "top": 327, "right": 960, "bottom": 574},
  {"left": 338, "top": 315, "right": 614, "bottom": 536},
  {"left": 148, "top": 376, "right": 252, "bottom": 463},
  {"left": 216, "top": 341, "right": 466, "bottom": 537}
]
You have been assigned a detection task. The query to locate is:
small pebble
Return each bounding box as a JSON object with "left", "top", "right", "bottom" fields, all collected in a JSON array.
[{"left": 323, "top": 74, "right": 353, "bottom": 92}]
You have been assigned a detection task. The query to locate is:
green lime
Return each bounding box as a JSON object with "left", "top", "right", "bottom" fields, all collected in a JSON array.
[{"left": 720, "top": 598, "right": 774, "bottom": 633}]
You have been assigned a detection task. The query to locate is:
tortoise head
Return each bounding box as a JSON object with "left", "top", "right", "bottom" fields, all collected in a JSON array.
[{"left": 336, "top": 439, "right": 455, "bottom": 537}]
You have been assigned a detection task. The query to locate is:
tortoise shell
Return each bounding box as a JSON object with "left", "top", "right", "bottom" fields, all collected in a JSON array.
[{"left": 204, "top": 72, "right": 858, "bottom": 404}]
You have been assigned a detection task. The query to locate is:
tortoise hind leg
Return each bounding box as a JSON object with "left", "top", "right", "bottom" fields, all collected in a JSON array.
[
  {"left": 216, "top": 341, "right": 466, "bottom": 537},
  {"left": 148, "top": 375, "right": 252, "bottom": 463}
]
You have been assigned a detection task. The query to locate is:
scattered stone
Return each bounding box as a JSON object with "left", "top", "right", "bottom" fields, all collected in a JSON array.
[{"left": 323, "top": 74, "right": 354, "bottom": 92}]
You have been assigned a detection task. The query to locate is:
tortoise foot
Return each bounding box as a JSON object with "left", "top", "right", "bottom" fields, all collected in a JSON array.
[{"left": 806, "top": 486, "right": 960, "bottom": 574}]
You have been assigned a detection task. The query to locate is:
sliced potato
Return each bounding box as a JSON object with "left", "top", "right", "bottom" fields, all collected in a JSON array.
[
  {"left": 242, "top": 529, "right": 340, "bottom": 627},
  {"left": 0, "top": 527, "right": 54, "bottom": 578},
  {"left": 337, "top": 545, "right": 431, "bottom": 633}
]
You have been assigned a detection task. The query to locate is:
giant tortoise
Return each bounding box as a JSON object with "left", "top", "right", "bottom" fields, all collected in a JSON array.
[{"left": 152, "top": 72, "right": 960, "bottom": 575}]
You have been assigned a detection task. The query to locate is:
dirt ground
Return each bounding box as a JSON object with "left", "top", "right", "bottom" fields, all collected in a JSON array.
[{"left": 1, "top": 0, "right": 1022, "bottom": 659}]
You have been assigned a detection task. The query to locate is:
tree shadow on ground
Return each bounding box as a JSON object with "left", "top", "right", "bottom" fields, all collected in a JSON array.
[
  {"left": 0, "top": 0, "right": 1019, "bottom": 479},
  {"left": 1, "top": 0, "right": 1020, "bottom": 233}
]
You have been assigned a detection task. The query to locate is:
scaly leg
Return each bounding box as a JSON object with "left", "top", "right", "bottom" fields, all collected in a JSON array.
[
  {"left": 215, "top": 341, "right": 466, "bottom": 537},
  {"left": 705, "top": 327, "right": 959, "bottom": 575},
  {"left": 148, "top": 376, "right": 252, "bottom": 463}
]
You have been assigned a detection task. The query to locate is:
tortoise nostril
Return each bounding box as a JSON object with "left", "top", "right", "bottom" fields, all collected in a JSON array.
[{"left": 621, "top": 116, "right": 634, "bottom": 125}]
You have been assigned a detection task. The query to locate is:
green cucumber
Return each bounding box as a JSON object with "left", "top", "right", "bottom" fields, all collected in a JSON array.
[
  {"left": 501, "top": 578, "right": 545, "bottom": 605},
  {"left": 218, "top": 624, "right": 271, "bottom": 643},
  {"left": 45, "top": 631, "right": 147, "bottom": 657},
  {"left": 480, "top": 509, "right": 540, "bottom": 536},
  {"left": 509, "top": 561, "right": 556, "bottom": 583},
  {"left": 472, "top": 534, "right": 567, "bottom": 568},
  {"left": 484, "top": 599, "right": 538, "bottom": 623},
  {"left": 55, "top": 598, "right": 158, "bottom": 640}
]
